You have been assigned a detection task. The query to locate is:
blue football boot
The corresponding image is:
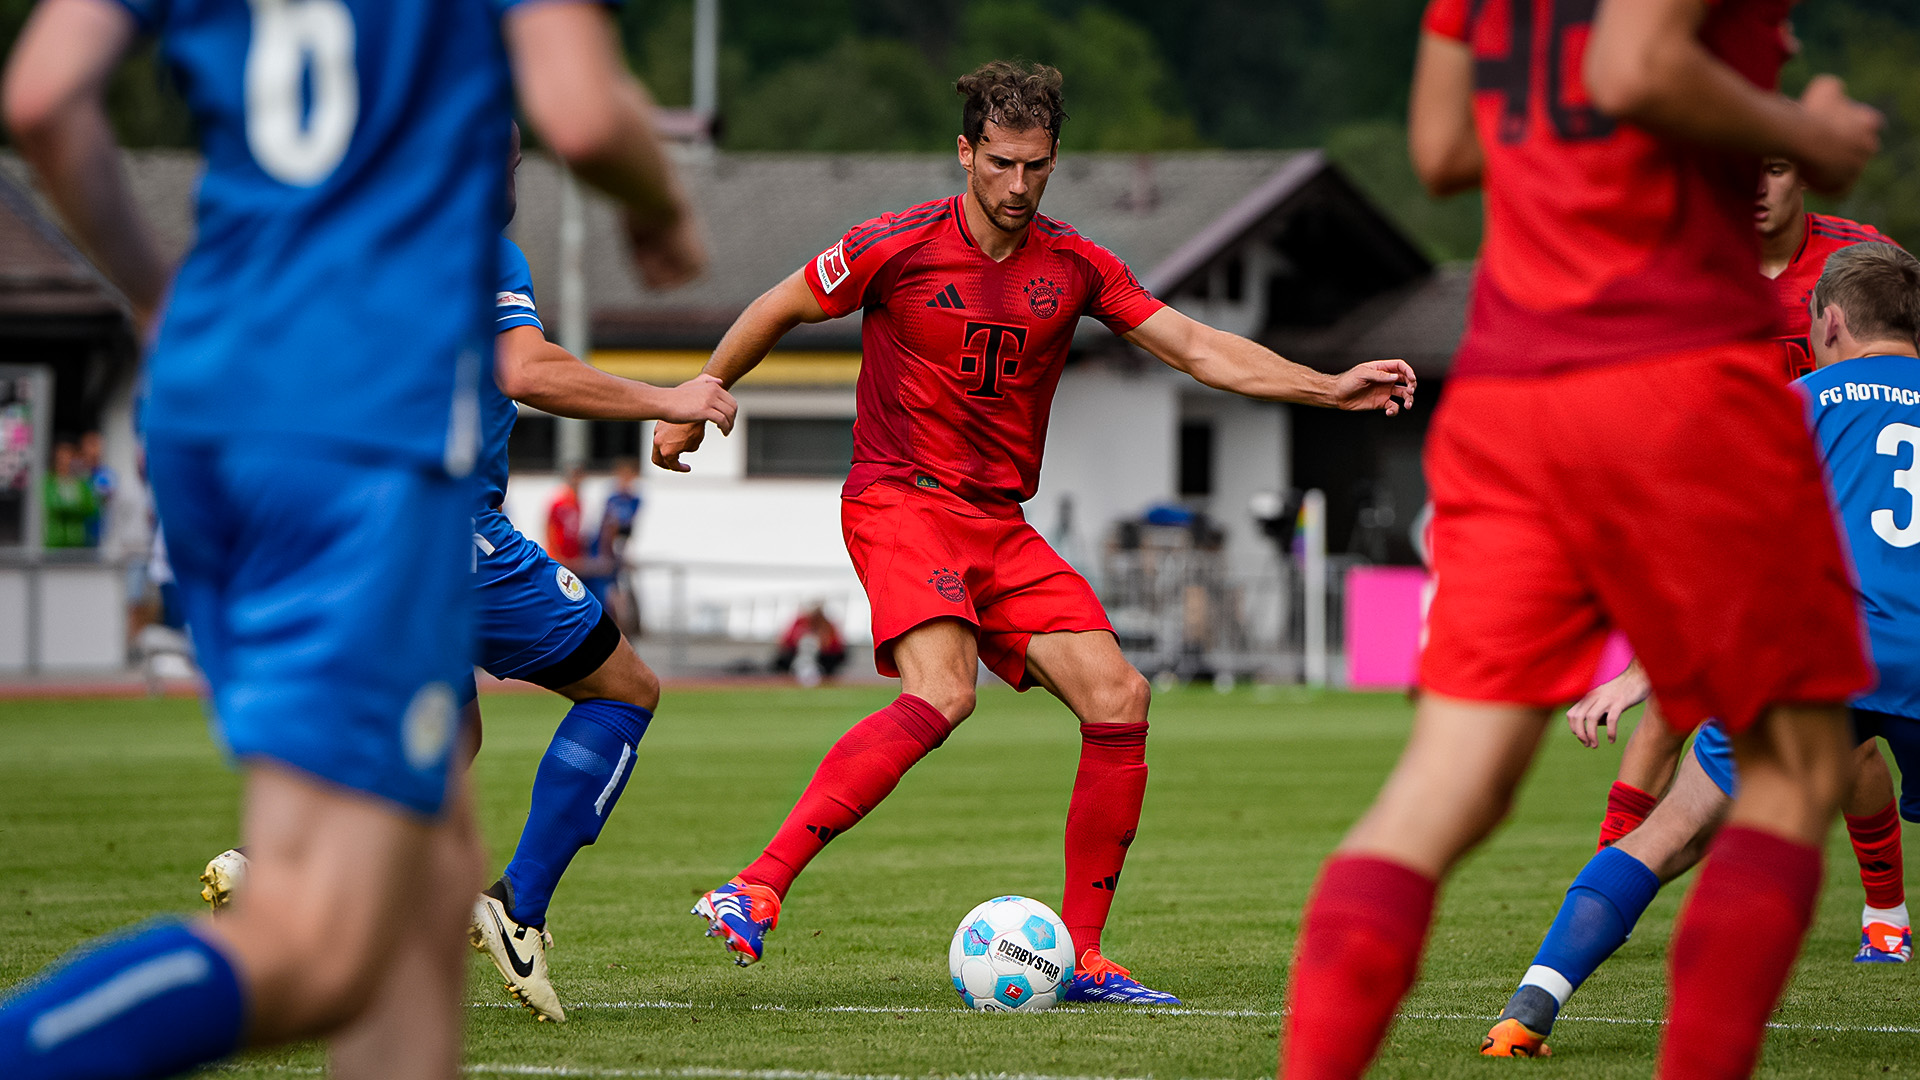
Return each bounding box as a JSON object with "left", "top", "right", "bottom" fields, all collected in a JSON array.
[
  {"left": 692, "top": 879, "right": 781, "bottom": 966},
  {"left": 1855, "top": 920, "right": 1912, "bottom": 963},
  {"left": 1059, "top": 949, "right": 1181, "bottom": 1005}
]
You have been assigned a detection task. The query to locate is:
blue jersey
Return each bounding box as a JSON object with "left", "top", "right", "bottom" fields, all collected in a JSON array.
[
  {"left": 117, "top": 0, "right": 525, "bottom": 472},
  {"left": 1801, "top": 354, "right": 1920, "bottom": 719},
  {"left": 481, "top": 237, "right": 542, "bottom": 508}
]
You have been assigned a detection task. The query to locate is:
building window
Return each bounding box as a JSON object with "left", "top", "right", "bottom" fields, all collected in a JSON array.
[
  {"left": 746, "top": 416, "right": 855, "bottom": 478},
  {"left": 1178, "top": 420, "right": 1214, "bottom": 496},
  {"left": 508, "top": 412, "right": 555, "bottom": 472},
  {"left": 590, "top": 420, "right": 642, "bottom": 466},
  {"left": 507, "top": 413, "right": 643, "bottom": 471}
]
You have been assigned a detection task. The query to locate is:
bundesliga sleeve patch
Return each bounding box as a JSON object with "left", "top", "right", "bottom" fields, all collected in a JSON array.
[
  {"left": 496, "top": 291, "right": 534, "bottom": 309},
  {"left": 816, "top": 241, "right": 852, "bottom": 294}
]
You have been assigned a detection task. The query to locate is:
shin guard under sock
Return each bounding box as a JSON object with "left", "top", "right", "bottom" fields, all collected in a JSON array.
[
  {"left": 1062, "top": 721, "right": 1148, "bottom": 958},
  {"left": 503, "top": 699, "right": 652, "bottom": 926},
  {"left": 739, "top": 694, "right": 951, "bottom": 897},
  {"left": 1503, "top": 846, "right": 1661, "bottom": 1034},
  {"left": 1658, "top": 826, "right": 1821, "bottom": 1080},
  {"left": 1283, "top": 855, "right": 1438, "bottom": 1080},
  {"left": 1846, "top": 801, "right": 1906, "bottom": 911},
  {"left": 0, "top": 920, "right": 244, "bottom": 1079}
]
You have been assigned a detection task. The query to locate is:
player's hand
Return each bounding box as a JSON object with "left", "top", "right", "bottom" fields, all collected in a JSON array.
[
  {"left": 627, "top": 207, "right": 708, "bottom": 290},
  {"left": 1566, "top": 660, "right": 1651, "bottom": 749},
  {"left": 1797, "top": 75, "right": 1882, "bottom": 196},
  {"left": 658, "top": 374, "right": 736, "bottom": 435},
  {"left": 651, "top": 419, "right": 706, "bottom": 473},
  {"left": 1329, "top": 359, "right": 1416, "bottom": 416}
]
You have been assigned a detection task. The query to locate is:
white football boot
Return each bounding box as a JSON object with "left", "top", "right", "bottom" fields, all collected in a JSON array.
[
  {"left": 470, "top": 883, "right": 565, "bottom": 1022},
  {"left": 199, "top": 848, "right": 249, "bottom": 911}
]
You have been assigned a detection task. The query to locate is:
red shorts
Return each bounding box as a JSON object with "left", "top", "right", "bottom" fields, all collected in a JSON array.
[
  {"left": 841, "top": 480, "right": 1112, "bottom": 688},
  {"left": 1420, "top": 342, "right": 1872, "bottom": 734}
]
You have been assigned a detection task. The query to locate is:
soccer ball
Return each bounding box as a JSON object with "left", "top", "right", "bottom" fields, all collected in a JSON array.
[{"left": 947, "top": 895, "right": 1075, "bottom": 1012}]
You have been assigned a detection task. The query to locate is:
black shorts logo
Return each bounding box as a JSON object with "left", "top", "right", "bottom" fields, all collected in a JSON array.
[{"left": 929, "top": 567, "right": 966, "bottom": 603}]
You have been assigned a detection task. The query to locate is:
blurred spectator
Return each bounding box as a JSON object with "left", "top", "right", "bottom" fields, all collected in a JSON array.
[
  {"left": 43, "top": 441, "right": 98, "bottom": 549},
  {"left": 593, "top": 458, "right": 643, "bottom": 635},
  {"left": 773, "top": 604, "right": 846, "bottom": 686},
  {"left": 78, "top": 430, "right": 114, "bottom": 546},
  {"left": 544, "top": 464, "right": 586, "bottom": 563}
]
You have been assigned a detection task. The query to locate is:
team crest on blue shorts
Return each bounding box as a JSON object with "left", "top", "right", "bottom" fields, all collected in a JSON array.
[{"left": 557, "top": 566, "right": 586, "bottom": 602}]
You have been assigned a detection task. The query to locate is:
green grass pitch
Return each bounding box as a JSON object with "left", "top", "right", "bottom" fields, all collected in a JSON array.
[{"left": 0, "top": 686, "right": 1914, "bottom": 1078}]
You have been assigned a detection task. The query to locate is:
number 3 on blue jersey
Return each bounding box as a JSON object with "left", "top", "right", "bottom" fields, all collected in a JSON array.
[
  {"left": 1874, "top": 422, "right": 1920, "bottom": 548},
  {"left": 245, "top": 0, "right": 357, "bottom": 185}
]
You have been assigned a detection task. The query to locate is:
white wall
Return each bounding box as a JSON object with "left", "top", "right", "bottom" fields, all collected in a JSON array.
[
  {"left": 1182, "top": 393, "right": 1290, "bottom": 577},
  {"left": 1029, "top": 364, "right": 1179, "bottom": 577}
]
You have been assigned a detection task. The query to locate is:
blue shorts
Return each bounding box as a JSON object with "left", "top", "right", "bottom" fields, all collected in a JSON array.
[
  {"left": 1852, "top": 708, "right": 1920, "bottom": 823},
  {"left": 1691, "top": 711, "right": 1916, "bottom": 813},
  {"left": 1691, "top": 722, "right": 1738, "bottom": 799},
  {"left": 473, "top": 508, "right": 609, "bottom": 685},
  {"left": 147, "top": 439, "right": 472, "bottom": 817}
]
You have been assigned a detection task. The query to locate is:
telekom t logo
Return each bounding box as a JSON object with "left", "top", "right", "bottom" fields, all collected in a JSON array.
[{"left": 959, "top": 321, "right": 1028, "bottom": 399}]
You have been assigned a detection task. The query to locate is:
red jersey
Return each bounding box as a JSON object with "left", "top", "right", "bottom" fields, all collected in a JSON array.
[
  {"left": 1424, "top": 0, "right": 1793, "bottom": 376},
  {"left": 1771, "top": 212, "right": 1894, "bottom": 380},
  {"left": 804, "top": 195, "right": 1163, "bottom": 511},
  {"left": 545, "top": 487, "right": 583, "bottom": 561}
]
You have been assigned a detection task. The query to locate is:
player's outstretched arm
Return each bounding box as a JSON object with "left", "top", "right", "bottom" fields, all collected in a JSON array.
[
  {"left": 496, "top": 325, "right": 735, "bottom": 432},
  {"left": 1123, "top": 307, "right": 1416, "bottom": 415},
  {"left": 505, "top": 2, "right": 705, "bottom": 289},
  {"left": 653, "top": 269, "right": 829, "bottom": 472},
  {"left": 1409, "top": 31, "right": 1481, "bottom": 197},
  {"left": 1586, "top": 0, "right": 1881, "bottom": 194},
  {"left": 3, "top": 0, "right": 169, "bottom": 329}
]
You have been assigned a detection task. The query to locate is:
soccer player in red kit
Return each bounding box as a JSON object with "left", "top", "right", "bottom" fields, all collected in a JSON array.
[
  {"left": 1279, "top": 0, "right": 1882, "bottom": 1076},
  {"left": 1759, "top": 155, "right": 1894, "bottom": 378},
  {"left": 653, "top": 60, "right": 1415, "bottom": 1005}
]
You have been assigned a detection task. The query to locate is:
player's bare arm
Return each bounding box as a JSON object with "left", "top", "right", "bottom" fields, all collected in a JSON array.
[
  {"left": 1408, "top": 31, "right": 1480, "bottom": 197},
  {"left": 1123, "top": 307, "right": 1416, "bottom": 415},
  {"left": 496, "top": 325, "right": 735, "bottom": 432},
  {"left": 3, "top": 0, "right": 170, "bottom": 328},
  {"left": 504, "top": 2, "right": 706, "bottom": 288},
  {"left": 652, "top": 270, "right": 829, "bottom": 472},
  {"left": 1586, "top": 0, "right": 1881, "bottom": 194}
]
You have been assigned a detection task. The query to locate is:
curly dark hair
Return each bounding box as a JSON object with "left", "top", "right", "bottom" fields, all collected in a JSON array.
[{"left": 956, "top": 60, "right": 1067, "bottom": 146}]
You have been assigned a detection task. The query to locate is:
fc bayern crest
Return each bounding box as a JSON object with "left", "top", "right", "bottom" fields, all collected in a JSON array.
[
  {"left": 929, "top": 567, "right": 967, "bottom": 603},
  {"left": 1024, "top": 277, "right": 1060, "bottom": 319}
]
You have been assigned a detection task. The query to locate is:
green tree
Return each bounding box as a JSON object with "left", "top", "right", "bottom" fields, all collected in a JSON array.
[
  {"left": 723, "top": 37, "right": 954, "bottom": 151},
  {"left": 953, "top": 1, "right": 1201, "bottom": 151}
]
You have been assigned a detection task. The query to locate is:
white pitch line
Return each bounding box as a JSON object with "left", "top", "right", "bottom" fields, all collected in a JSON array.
[
  {"left": 471, "top": 1000, "right": 1920, "bottom": 1035},
  {"left": 466, "top": 1068, "right": 1251, "bottom": 1080}
]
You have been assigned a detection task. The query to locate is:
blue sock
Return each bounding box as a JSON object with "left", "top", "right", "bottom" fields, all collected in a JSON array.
[
  {"left": 1501, "top": 846, "right": 1661, "bottom": 1033},
  {"left": 0, "top": 920, "right": 244, "bottom": 1078},
  {"left": 502, "top": 699, "right": 651, "bottom": 926}
]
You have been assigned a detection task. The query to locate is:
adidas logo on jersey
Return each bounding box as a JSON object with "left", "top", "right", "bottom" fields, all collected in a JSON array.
[{"left": 926, "top": 283, "right": 965, "bottom": 309}]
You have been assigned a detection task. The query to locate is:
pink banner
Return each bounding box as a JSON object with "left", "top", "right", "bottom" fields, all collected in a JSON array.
[{"left": 1344, "top": 566, "right": 1634, "bottom": 691}]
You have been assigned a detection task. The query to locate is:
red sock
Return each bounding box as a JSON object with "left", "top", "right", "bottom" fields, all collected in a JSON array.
[
  {"left": 1658, "top": 826, "right": 1822, "bottom": 1080},
  {"left": 1597, "top": 781, "right": 1659, "bottom": 851},
  {"left": 1062, "top": 721, "right": 1148, "bottom": 957},
  {"left": 737, "top": 694, "right": 951, "bottom": 897},
  {"left": 1845, "top": 801, "right": 1906, "bottom": 910},
  {"left": 1282, "top": 855, "right": 1437, "bottom": 1080}
]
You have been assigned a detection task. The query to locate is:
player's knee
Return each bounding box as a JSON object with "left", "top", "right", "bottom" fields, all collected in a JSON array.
[
  {"left": 617, "top": 653, "right": 662, "bottom": 712},
  {"left": 909, "top": 682, "right": 975, "bottom": 725},
  {"left": 1084, "top": 668, "right": 1150, "bottom": 726}
]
